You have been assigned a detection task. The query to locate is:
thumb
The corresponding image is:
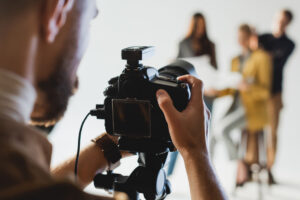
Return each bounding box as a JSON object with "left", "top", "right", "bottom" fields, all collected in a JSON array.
[{"left": 156, "top": 89, "right": 179, "bottom": 124}]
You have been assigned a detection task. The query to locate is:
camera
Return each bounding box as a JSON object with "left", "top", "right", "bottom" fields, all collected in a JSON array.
[
  {"left": 91, "top": 47, "right": 197, "bottom": 200},
  {"left": 92, "top": 46, "right": 196, "bottom": 153}
]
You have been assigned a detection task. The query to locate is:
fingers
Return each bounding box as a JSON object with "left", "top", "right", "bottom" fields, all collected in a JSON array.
[
  {"left": 178, "top": 75, "right": 204, "bottom": 103},
  {"left": 156, "top": 89, "right": 179, "bottom": 126},
  {"left": 204, "top": 105, "right": 211, "bottom": 134},
  {"left": 205, "top": 105, "right": 211, "bottom": 121},
  {"left": 204, "top": 105, "right": 211, "bottom": 147}
]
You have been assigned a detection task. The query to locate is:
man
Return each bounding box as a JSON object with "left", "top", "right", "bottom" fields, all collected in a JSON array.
[
  {"left": 259, "top": 9, "right": 295, "bottom": 183},
  {"left": 0, "top": 0, "right": 227, "bottom": 200}
]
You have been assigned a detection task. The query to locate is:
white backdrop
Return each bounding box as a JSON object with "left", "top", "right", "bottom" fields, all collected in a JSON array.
[{"left": 50, "top": 0, "right": 300, "bottom": 199}]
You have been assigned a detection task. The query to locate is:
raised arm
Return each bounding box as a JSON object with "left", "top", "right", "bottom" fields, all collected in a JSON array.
[
  {"left": 51, "top": 134, "right": 130, "bottom": 188},
  {"left": 156, "top": 75, "right": 227, "bottom": 200},
  {"left": 51, "top": 140, "right": 107, "bottom": 188}
]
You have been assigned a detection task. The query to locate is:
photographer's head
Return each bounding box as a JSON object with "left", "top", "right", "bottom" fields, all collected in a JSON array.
[
  {"left": 238, "top": 24, "right": 251, "bottom": 52},
  {"left": 273, "top": 9, "right": 293, "bottom": 37},
  {"left": 0, "top": 0, "right": 98, "bottom": 126}
]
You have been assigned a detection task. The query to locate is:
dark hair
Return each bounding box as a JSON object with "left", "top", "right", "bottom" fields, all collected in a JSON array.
[
  {"left": 239, "top": 24, "right": 252, "bottom": 38},
  {"left": 185, "top": 12, "right": 216, "bottom": 68},
  {"left": 282, "top": 9, "right": 293, "bottom": 23},
  {"left": 186, "top": 13, "right": 209, "bottom": 40}
]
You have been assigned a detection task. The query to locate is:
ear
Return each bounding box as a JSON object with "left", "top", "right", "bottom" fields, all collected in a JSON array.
[{"left": 42, "top": 0, "right": 74, "bottom": 43}]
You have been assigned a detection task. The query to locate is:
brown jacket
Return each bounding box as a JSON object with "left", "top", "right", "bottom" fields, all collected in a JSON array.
[
  {"left": 0, "top": 116, "right": 116, "bottom": 200},
  {"left": 218, "top": 49, "right": 272, "bottom": 132}
]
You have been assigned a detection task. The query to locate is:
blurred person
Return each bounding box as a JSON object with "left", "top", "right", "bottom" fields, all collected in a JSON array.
[
  {"left": 178, "top": 12, "right": 217, "bottom": 67},
  {"left": 168, "top": 12, "right": 218, "bottom": 176},
  {"left": 259, "top": 9, "right": 295, "bottom": 184},
  {"left": 208, "top": 24, "right": 251, "bottom": 161},
  {"left": 235, "top": 27, "right": 272, "bottom": 186},
  {"left": 178, "top": 12, "right": 218, "bottom": 111},
  {"left": 0, "top": 1, "right": 227, "bottom": 200},
  {"left": 208, "top": 24, "right": 272, "bottom": 186}
]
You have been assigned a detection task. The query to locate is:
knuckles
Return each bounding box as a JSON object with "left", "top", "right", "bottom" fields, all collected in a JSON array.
[
  {"left": 194, "top": 78, "right": 204, "bottom": 90},
  {"left": 158, "top": 96, "right": 171, "bottom": 108},
  {"left": 184, "top": 75, "right": 204, "bottom": 90}
]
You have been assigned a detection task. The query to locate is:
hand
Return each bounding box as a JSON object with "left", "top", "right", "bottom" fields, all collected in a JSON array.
[
  {"left": 204, "top": 88, "right": 219, "bottom": 97},
  {"left": 156, "top": 75, "right": 211, "bottom": 158},
  {"left": 106, "top": 134, "right": 119, "bottom": 144},
  {"left": 157, "top": 75, "right": 227, "bottom": 200},
  {"left": 105, "top": 134, "right": 132, "bottom": 158},
  {"left": 238, "top": 80, "right": 250, "bottom": 92}
]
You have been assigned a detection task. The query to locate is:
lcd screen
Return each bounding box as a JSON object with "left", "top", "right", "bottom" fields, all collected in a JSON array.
[{"left": 112, "top": 99, "right": 151, "bottom": 138}]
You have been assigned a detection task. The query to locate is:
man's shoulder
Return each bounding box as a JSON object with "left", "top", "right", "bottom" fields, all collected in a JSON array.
[
  {"left": 0, "top": 117, "right": 41, "bottom": 135},
  {"left": 0, "top": 117, "right": 50, "bottom": 144},
  {"left": 0, "top": 179, "right": 117, "bottom": 200},
  {"left": 259, "top": 33, "right": 272, "bottom": 39},
  {"left": 0, "top": 117, "right": 53, "bottom": 179},
  {"left": 285, "top": 35, "right": 296, "bottom": 49}
]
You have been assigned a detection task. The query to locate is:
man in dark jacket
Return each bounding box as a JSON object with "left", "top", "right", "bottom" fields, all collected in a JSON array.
[{"left": 259, "top": 9, "right": 295, "bottom": 184}]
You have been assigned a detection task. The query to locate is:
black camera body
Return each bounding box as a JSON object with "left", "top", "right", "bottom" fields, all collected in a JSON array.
[
  {"left": 93, "top": 47, "right": 196, "bottom": 153},
  {"left": 92, "top": 47, "right": 197, "bottom": 199}
]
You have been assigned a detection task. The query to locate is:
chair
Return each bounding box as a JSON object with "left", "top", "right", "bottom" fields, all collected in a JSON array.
[{"left": 233, "top": 129, "right": 269, "bottom": 200}]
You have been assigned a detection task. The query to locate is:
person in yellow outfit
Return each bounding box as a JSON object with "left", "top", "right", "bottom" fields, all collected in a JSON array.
[
  {"left": 207, "top": 24, "right": 272, "bottom": 186},
  {"left": 238, "top": 29, "right": 272, "bottom": 185}
]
